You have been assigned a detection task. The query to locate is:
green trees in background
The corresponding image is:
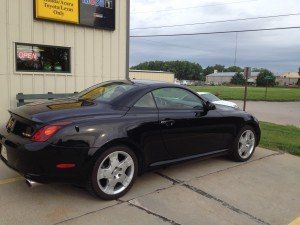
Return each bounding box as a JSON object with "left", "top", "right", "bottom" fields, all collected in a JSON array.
[
  {"left": 131, "top": 61, "right": 274, "bottom": 82},
  {"left": 230, "top": 72, "right": 246, "bottom": 85},
  {"left": 131, "top": 61, "right": 248, "bottom": 81},
  {"left": 256, "top": 70, "right": 276, "bottom": 87},
  {"left": 131, "top": 61, "right": 204, "bottom": 81},
  {"left": 197, "top": 65, "right": 244, "bottom": 76}
]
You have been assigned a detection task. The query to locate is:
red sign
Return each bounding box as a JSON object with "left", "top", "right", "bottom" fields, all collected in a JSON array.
[{"left": 17, "top": 51, "right": 39, "bottom": 61}]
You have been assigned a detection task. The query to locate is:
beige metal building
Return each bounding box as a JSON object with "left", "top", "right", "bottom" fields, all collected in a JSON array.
[
  {"left": 129, "top": 70, "right": 175, "bottom": 83},
  {"left": 0, "top": 0, "right": 129, "bottom": 124},
  {"left": 206, "top": 72, "right": 260, "bottom": 85},
  {"left": 276, "top": 72, "right": 300, "bottom": 86}
]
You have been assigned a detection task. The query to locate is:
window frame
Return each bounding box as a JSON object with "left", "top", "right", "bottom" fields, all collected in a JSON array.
[
  {"left": 132, "top": 92, "right": 158, "bottom": 110},
  {"left": 15, "top": 42, "right": 72, "bottom": 74},
  {"left": 151, "top": 87, "right": 205, "bottom": 111}
]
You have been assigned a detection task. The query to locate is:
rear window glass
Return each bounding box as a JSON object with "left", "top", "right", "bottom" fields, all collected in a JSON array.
[
  {"left": 134, "top": 93, "right": 156, "bottom": 108},
  {"left": 77, "top": 82, "right": 135, "bottom": 102}
]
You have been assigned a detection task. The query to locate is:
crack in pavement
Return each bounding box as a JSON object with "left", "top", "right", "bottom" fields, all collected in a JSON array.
[
  {"left": 154, "top": 152, "right": 282, "bottom": 187},
  {"left": 182, "top": 183, "right": 270, "bottom": 225},
  {"left": 53, "top": 201, "right": 124, "bottom": 225},
  {"left": 154, "top": 154, "right": 281, "bottom": 225},
  {"left": 155, "top": 172, "right": 182, "bottom": 185},
  {"left": 126, "top": 199, "right": 182, "bottom": 225},
  {"left": 54, "top": 152, "right": 280, "bottom": 224},
  {"left": 154, "top": 171, "right": 271, "bottom": 225}
]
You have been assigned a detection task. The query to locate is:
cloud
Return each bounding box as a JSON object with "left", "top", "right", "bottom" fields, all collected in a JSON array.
[{"left": 130, "top": 0, "right": 300, "bottom": 72}]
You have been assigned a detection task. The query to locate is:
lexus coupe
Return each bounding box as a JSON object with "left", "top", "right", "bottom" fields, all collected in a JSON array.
[{"left": 0, "top": 80, "right": 260, "bottom": 200}]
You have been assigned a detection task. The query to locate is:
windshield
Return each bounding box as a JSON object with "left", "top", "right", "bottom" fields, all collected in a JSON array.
[
  {"left": 201, "top": 93, "right": 220, "bottom": 102},
  {"left": 76, "top": 82, "right": 135, "bottom": 102}
]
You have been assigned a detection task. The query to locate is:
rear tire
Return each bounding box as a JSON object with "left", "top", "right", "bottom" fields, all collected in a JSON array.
[
  {"left": 230, "top": 125, "right": 257, "bottom": 162},
  {"left": 87, "top": 146, "right": 138, "bottom": 200}
]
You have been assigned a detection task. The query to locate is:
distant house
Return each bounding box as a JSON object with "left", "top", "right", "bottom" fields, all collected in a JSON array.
[
  {"left": 206, "top": 71, "right": 260, "bottom": 85},
  {"left": 276, "top": 72, "right": 300, "bottom": 86}
]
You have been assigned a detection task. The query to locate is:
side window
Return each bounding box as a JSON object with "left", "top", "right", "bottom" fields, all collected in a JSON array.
[
  {"left": 152, "top": 88, "right": 203, "bottom": 110},
  {"left": 134, "top": 93, "right": 157, "bottom": 109}
]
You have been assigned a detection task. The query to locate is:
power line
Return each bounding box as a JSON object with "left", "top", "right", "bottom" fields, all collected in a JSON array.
[
  {"left": 131, "top": 13, "right": 300, "bottom": 30},
  {"left": 130, "top": 26, "right": 300, "bottom": 38},
  {"left": 140, "top": 39, "right": 203, "bottom": 52},
  {"left": 131, "top": 0, "right": 257, "bottom": 14}
]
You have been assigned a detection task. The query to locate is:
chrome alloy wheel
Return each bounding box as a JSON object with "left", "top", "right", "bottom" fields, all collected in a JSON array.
[
  {"left": 97, "top": 151, "right": 134, "bottom": 195},
  {"left": 238, "top": 130, "right": 256, "bottom": 159}
]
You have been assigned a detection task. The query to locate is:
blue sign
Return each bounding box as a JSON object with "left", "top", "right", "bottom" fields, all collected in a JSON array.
[{"left": 82, "top": 0, "right": 104, "bottom": 7}]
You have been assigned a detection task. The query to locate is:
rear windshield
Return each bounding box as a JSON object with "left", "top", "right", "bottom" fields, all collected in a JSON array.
[{"left": 76, "top": 82, "right": 135, "bottom": 102}]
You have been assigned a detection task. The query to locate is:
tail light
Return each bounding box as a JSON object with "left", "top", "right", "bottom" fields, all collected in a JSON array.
[{"left": 31, "top": 122, "right": 70, "bottom": 142}]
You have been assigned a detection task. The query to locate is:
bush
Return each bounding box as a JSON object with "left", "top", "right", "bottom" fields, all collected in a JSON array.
[
  {"left": 230, "top": 72, "right": 245, "bottom": 85},
  {"left": 256, "top": 70, "right": 276, "bottom": 87}
]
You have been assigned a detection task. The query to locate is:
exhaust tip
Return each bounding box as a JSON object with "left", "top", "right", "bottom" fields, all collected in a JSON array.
[{"left": 25, "top": 179, "right": 41, "bottom": 188}]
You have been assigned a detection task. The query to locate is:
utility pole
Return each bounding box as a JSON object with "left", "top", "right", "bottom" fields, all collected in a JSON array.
[
  {"left": 264, "top": 76, "right": 273, "bottom": 100},
  {"left": 243, "top": 67, "right": 251, "bottom": 111},
  {"left": 265, "top": 79, "right": 268, "bottom": 100},
  {"left": 234, "top": 32, "right": 238, "bottom": 66}
]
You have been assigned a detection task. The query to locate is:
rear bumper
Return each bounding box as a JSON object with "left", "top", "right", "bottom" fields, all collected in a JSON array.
[
  {"left": 0, "top": 155, "right": 48, "bottom": 183},
  {"left": 0, "top": 131, "right": 91, "bottom": 184}
]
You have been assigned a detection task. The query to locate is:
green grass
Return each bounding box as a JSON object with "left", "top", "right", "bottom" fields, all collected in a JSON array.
[
  {"left": 189, "top": 86, "right": 300, "bottom": 101},
  {"left": 259, "top": 122, "right": 300, "bottom": 156}
]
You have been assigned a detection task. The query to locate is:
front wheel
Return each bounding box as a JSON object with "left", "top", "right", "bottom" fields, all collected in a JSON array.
[
  {"left": 230, "top": 126, "right": 257, "bottom": 162},
  {"left": 87, "top": 146, "right": 138, "bottom": 200}
]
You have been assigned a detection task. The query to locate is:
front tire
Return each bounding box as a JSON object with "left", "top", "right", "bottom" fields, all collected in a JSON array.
[
  {"left": 87, "top": 146, "right": 138, "bottom": 200},
  {"left": 231, "top": 125, "right": 257, "bottom": 162}
]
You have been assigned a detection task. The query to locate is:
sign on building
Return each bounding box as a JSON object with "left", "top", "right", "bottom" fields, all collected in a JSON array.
[
  {"left": 34, "top": 0, "right": 115, "bottom": 30},
  {"left": 35, "top": 0, "right": 79, "bottom": 24}
]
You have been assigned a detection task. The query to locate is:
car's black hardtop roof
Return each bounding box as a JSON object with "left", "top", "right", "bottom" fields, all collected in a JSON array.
[
  {"left": 106, "top": 79, "right": 180, "bottom": 88},
  {"left": 109, "top": 79, "right": 197, "bottom": 108},
  {"left": 130, "top": 79, "right": 181, "bottom": 88}
]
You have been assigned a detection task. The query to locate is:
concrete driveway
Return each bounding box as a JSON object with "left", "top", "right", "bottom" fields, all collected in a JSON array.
[
  {"left": 0, "top": 148, "right": 299, "bottom": 225},
  {"left": 233, "top": 101, "right": 300, "bottom": 127}
]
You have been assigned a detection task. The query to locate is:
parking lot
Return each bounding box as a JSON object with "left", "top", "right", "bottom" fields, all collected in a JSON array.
[
  {"left": 233, "top": 101, "right": 300, "bottom": 127},
  {"left": 0, "top": 148, "right": 299, "bottom": 225}
]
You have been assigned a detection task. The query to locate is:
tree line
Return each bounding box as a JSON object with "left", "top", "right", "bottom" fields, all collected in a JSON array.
[
  {"left": 131, "top": 61, "right": 204, "bottom": 81},
  {"left": 231, "top": 70, "right": 276, "bottom": 86},
  {"left": 131, "top": 60, "right": 270, "bottom": 83}
]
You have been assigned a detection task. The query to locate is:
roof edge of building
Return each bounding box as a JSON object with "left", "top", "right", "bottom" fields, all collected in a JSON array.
[{"left": 129, "top": 69, "right": 174, "bottom": 74}]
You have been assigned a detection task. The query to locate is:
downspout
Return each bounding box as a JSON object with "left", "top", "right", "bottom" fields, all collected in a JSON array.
[{"left": 125, "top": 0, "right": 130, "bottom": 80}]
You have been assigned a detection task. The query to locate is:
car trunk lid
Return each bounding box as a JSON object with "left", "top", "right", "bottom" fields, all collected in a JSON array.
[{"left": 7, "top": 98, "right": 128, "bottom": 138}]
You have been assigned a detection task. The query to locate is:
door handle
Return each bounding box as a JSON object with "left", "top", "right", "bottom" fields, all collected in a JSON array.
[{"left": 160, "top": 119, "right": 175, "bottom": 126}]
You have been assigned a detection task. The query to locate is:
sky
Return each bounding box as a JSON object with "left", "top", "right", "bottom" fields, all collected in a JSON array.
[{"left": 129, "top": 0, "right": 300, "bottom": 73}]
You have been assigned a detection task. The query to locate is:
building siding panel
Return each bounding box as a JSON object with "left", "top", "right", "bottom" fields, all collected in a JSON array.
[{"left": 0, "top": 0, "right": 128, "bottom": 124}]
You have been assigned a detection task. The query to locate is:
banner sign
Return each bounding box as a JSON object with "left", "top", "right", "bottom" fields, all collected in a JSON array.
[
  {"left": 35, "top": 0, "right": 79, "bottom": 24},
  {"left": 34, "top": 0, "right": 115, "bottom": 30}
]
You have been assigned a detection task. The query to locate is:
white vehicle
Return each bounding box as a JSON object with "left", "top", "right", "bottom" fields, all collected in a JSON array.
[{"left": 197, "top": 92, "right": 239, "bottom": 109}]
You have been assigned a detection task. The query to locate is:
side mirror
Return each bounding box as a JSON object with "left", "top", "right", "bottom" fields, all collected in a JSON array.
[{"left": 206, "top": 102, "right": 216, "bottom": 111}]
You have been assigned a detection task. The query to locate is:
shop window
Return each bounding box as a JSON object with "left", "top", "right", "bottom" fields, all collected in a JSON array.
[{"left": 15, "top": 43, "right": 71, "bottom": 73}]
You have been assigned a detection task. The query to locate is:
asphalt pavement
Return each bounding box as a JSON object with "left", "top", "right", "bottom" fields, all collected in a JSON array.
[
  {"left": 0, "top": 148, "right": 299, "bottom": 225},
  {"left": 233, "top": 101, "right": 300, "bottom": 127}
]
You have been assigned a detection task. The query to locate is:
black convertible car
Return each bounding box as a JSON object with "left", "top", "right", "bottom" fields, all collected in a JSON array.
[{"left": 0, "top": 80, "right": 260, "bottom": 200}]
